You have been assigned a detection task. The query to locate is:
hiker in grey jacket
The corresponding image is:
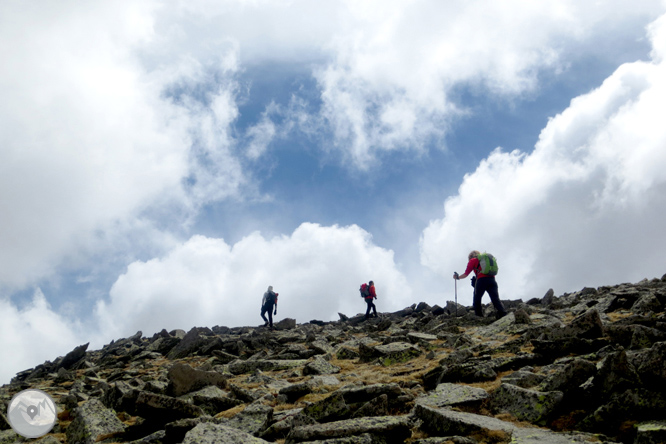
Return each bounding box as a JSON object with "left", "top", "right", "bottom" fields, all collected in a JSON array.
[{"left": 261, "top": 286, "right": 278, "bottom": 328}]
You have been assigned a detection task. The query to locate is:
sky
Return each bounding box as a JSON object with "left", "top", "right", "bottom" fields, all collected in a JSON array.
[{"left": 1, "top": 0, "right": 666, "bottom": 384}]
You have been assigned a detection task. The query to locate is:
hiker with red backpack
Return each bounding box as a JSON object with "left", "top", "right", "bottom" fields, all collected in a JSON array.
[
  {"left": 261, "top": 286, "right": 278, "bottom": 328},
  {"left": 454, "top": 250, "right": 507, "bottom": 319},
  {"left": 360, "top": 281, "right": 378, "bottom": 319}
]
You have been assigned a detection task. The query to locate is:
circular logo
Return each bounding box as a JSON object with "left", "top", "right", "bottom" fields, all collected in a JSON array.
[{"left": 7, "top": 389, "right": 57, "bottom": 438}]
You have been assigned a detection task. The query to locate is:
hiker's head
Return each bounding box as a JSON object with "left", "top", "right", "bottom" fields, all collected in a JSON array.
[
  {"left": 468, "top": 250, "right": 480, "bottom": 260},
  {"left": 369, "top": 280, "right": 374, "bottom": 286},
  {"left": 268, "top": 286, "right": 273, "bottom": 292}
]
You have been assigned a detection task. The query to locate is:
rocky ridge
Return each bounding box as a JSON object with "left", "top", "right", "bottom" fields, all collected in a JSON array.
[{"left": 2, "top": 275, "right": 666, "bottom": 444}]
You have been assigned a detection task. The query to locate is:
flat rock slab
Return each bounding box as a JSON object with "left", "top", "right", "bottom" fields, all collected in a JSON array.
[
  {"left": 414, "top": 403, "right": 514, "bottom": 437},
  {"left": 168, "top": 362, "right": 229, "bottom": 396},
  {"left": 228, "top": 359, "right": 308, "bottom": 375},
  {"left": 360, "top": 342, "right": 422, "bottom": 366},
  {"left": 285, "top": 415, "right": 412, "bottom": 444},
  {"left": 182, "top": 423, "right": 269, "bottom": 443},
  {"left": 635, "top": 420, "right": 666, "bottom": 444},
  {"left": 66, "top": 398, "right": 126, "bottom": 444},
  {"left": 414, "top": 404, "right": 605, "bottom": 444},
  {"left": 415, "top": 383, "right": 488, "bottom": 408},
  {"left": 489, "top": 383, "right": 563, "bottom": 424}
]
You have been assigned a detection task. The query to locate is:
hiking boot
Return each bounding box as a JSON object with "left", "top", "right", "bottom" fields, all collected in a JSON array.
[
  {"left": 496, "top": 311, "right": 507, "bottom": 320},
  {"left": 264, "top": 322, "right": 269, "bottom": 327}
]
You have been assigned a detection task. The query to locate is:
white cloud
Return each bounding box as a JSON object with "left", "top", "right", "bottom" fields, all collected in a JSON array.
[
  {"left": 315, "top": 0, "right": 664, "bottom": 166},
  {"left": 420, "top": 12, "right": 666, "bottom": 304},
  {"left": 94, "top": 223, "right": 413, "bottom": 339},
  {"left": 0, "top": 2, "right": 249, "bottom": 289},
  {"left": 0, "top": 290, "right": 82, "bottom": 384}
]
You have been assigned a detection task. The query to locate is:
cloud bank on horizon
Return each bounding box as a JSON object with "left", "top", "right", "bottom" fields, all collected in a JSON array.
[{"left": 1, "top": 1, "right": 665, "bottom": 383}]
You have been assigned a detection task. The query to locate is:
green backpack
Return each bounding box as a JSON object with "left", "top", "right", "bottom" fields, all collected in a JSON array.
[{"left": 478, "top": 253, "right": 499, "bottom": 276}]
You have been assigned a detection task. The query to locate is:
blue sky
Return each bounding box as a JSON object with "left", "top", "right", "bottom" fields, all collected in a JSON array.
[{"left": 2, "top": 1, "right": 666, "bottom": 383}]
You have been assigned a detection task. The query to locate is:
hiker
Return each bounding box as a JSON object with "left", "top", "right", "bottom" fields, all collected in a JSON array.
[
  {"left": 454, "top": 250, "right": 507, "bottom": 319},
  {"left": 361, "top": 280, "right": 378, "bottom": 319},
  {"left": 261, "top": 286, "right": 278, "bottom": 328}
]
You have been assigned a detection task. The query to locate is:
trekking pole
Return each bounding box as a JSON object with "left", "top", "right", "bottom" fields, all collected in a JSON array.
[{"left": 454, "top": 272, "right": 458, "bottom": 317}]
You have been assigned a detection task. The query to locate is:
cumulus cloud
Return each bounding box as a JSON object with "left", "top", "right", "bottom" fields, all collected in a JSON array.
[
  {"left": 420, "top": 12, "right": 666, "bottom": 303},
  {"left": 94, "top": 223, "right": 413, "bottom": 339},
  {"left": 0, "top": 2, "right": 250, "bottom": 289},
  {"left": 0, "top": 290, "right": 82, "bottom": 384},
  {"left": 315, "top": 0, "right": 664, "bottom": 165}
]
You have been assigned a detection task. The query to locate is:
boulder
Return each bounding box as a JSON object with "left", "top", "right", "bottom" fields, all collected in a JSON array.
[
  {"left": 415, "top": 383, "right": 488, "bottom": 409},
  {"left": 167, "top": 363, "right": 228, "bottom": 396},
  {"left": 634, "top": 420, "right": 666, "bottom": 444},
  {"left": 285, "top": 415, "right": 412, "bottom": 444},
  {"left": 488, "top": 383, "right": 563, "bottom": 424},
  {"left": 302, "top": 391, "right": 350, "bottom": 422},
  {"left": 166, "top": 327, "right": 213, "bottom": 359},
  {"left": 219, "top": 403, "right": 273, "bottom": 436},
  {"left": 228, "top": 359, "right": 307, "bottom": 375},
  {"left": 66, "top": 398, "right": 126, "bottom": 444},
  {"left": 58, "top": 343, "right": 90, "bottom": 370},
  {"left": 135, "top": 391, "right": 203, "bottom": 425},
  {"left": 182, "top": 422, "right": 268, "bottom": 444},
  {"left": 359, "top": 342, "right": 421, "bottom": 365},
  {"left": 303, "top": 355, "right": 341, "bottom": 376}
]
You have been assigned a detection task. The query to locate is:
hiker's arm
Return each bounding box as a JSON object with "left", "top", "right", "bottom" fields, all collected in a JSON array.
[{"left": 456, "top": 259, "right": 477, "bottom": 280}]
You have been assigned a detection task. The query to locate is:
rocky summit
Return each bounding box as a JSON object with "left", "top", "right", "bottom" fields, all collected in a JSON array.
[{"left": 2, "top": 276, "right": 666, "bottom": 444}]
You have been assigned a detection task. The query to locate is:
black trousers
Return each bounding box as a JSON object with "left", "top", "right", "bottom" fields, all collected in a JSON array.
[
  {"left": 474, "top": 277, "right": 506, "bottom": 317},
  {"left": 261, "top": 302, "right": 275, "bottom": 326},
  {"left": 365, "top": 298, "right": 377, "bottom": 318}
]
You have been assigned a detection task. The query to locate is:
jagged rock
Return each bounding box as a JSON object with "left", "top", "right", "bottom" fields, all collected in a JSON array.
[
  {"left": 539, "top": 358, "right": 597, "bottom": 393},
  {"left": 260, "top": 409, "right": 310, "bottom": 441},
  {"left": 580, "top": 388, "right": 666, "bottom": 438},
  {"left": 359, "top": 342, "right": 421, "bottom": 365},
  {"left": 0, "top": 413, "right": 10, "bottom": 432},
  {"left": 167, "top": 362, "right": 229, "bottom": 396},
  {"left": 502, "top": 369, "right": 546, "bottom": 388},
  {"left": 593, "top": 350, "right": 642, "bottom": 400},
  {"left": 182, "top": 422, "right": 268, "bottom": 443},
  {"left": 229, "top": 383, "right": 260, "bottom": 403},
  {"left": 59, "top": 342, "right": 90, "bottom": 370},
  {"left": 309, "top": 339, "right": 335, "bottom": 355},
  {"left": 0, "top": 430, "right": 21, "bottom": 444},
  {"left": 415, "top": 383, "right": 488, "bottom": 408},
  {"left": 407, "top": 332, "right": 438, "bottom": 345},
  {"left": 183, "top": 386, "right": 243, "bottom": 415},
  {"left": 336, "top": 347, "right": 360, "bottom": 360},
  {"left": 302, "top": 391, "right": 350, "bottom": 422},
  {"left": 634, "top": 341, "right": 666, "bottom": 386},
  {"left": 102, "top": 380, "right": 141, "bottom": 414},
  {"left": 303, "top": 355, "right": 341, "bottom": 376},
  {"left": 337, "top": 383, "right": 405, "bottom": 412},
  {"left": 513, "top": 308, "right": 532, "bottom": 324},
  {"left": 629, "top": 325, "right": 666, "bottom": 349},
  {"left": 285, "top": 415, "right": 412, "bottom": 444},
  {"left": 488, "top": 383, "right": 563, "bottom": 424},
  {"left": 4, "top": 276, "right": 666, "bottom": 444},
  {"left": 634, "top": 420, "right": 666, "bottom": 444},
  {"left": 352, "top": 394, "right": 389, "bottom": 418},
  {"left": 275, "top": 318, "right": 297, "bottom": 330},
  {"left": 135, "top": 391, "right": 204, "bottom": 425},
  {"left": 279, "top": 382, "right": 314, "bottom": 403},
  {"left": 414, "top": 404, "right": 514, "bottom": 438},
  {"left": 166, "top": 327, "right": 213, "bottom": 359},
  {"left": 227, "top": 359, "right": 308, "bottom": 375},
  {"left": 66, "top": 398, "right": 126, "bottom": 444},
  {"left": 219, "top": 402, "right": 273, "bottom": 436}
]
